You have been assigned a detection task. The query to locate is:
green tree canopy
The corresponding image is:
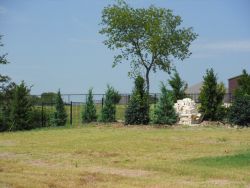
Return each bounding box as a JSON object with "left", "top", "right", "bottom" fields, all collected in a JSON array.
[
  {"left": 168, "top": 70, "right": 188, "bottom": 102},
  {"left": 235, "top": 69, "right": 250, "bottom": 97},
  {"left": 0, "top": 35, "right": 10, "bottom": 89},
  {"left": 100, "top": 85, "right": 120, "bottom": 122},
  {"left": 125, "top": 76, "right": 149, "bottom": 125},
  {"left": 100, "top": 0, "right": 197, "bottom": 94},
  {"left": 153, "top": 82, "right": 177, "bottom": 125},
  {"left": 41, "top": 92, "right": 57, "bottom": 103},
  {"left": 228, "top": 95, "right": 250, "bottom": 126},
  {"left": 199, "top": 69, "right": 226, "bottom": 121},
  {"left": 82, "top": 88, "right": 97, "bottom": 123},
  {"left": 53, "top": 90, "right": 67, "bottom": 126},
  {"left": 9, "top": 81, "right": 32, "bottom": 131}
]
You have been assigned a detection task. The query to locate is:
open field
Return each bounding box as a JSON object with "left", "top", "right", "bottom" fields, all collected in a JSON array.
[{"left": 0, "top": 125, "right": 250, "bottom": 187}]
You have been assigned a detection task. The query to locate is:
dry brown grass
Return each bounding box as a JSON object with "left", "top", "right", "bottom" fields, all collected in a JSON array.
[{"left": 0, "top": 125, "right": 250, "bottom": 187}]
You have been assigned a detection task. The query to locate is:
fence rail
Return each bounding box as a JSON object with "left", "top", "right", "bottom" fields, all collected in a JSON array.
[
  {"left": 1, "top": 93, "right": 234, "bottom": 129},
  {"left": 31, "top": 93, "right": 234, "bottom": 104}
]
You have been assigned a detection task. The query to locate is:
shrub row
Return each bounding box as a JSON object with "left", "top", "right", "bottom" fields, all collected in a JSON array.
[
  {"left": 1, "top": 69, "right": 249, "bottom": 132},
  {"left": 91, "top": 69, "right": 249, "bottom": 126}
]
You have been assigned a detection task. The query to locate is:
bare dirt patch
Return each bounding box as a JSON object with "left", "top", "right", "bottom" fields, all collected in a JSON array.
[
  {"left": 79, "top": 172, "right": 104, "bottom": 185},
  {"left": 205, "top": 179, "right": 235, "bottom": 186},
  {"left": 85, "top": 166, "right": 154, "bottom": 177},
  {"left": 0, "top": 152, "right": 17, "bottom": 158},
  {"left": 0, "top": 140, "right": 17, "bottom": 146},
  {"left": 28, "top": 159, "right": 57, "bottom": 168},
  {"left": 88, "top": 151, "right": 119, "bottom": 158}
]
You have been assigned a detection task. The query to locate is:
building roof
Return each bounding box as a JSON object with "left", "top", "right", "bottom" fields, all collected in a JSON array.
[
  {"left": 185, "top": 82, "right": 203, "bottom": 94},
  {"left": 228, "top": 75, "right": 242, "bottom": 81},
  {"left": 186, "top": 82, "right": 229, "bottom": 94}
]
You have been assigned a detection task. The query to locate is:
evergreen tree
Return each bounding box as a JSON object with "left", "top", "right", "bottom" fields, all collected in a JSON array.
[
  {"left": 199, "top": 68, "right": 226, "bottom": 121},
  {"left": 228, "top": 69, "right": 250, "bottom": 126},
  {"left": 125, "top": 76, "right": 149, "bottom": 125},
  {"left": 228, "top": 95, "right": 250, "bottom": 126},
  {"left": 9, "top": 81, "right": 32, "bottom": 131},
  {"left": 53, "top": 90, "right": 67, "bottom": 126},
  {"left": 153, "top": 83, "right": 177, "bottom": 125},
  {"left": 82, "top": 88, "right": 97, "bottom": 123},
  {"left": 0, "top": 82, "right": 16, "bottom": 131},
  {"left": 234, "top": 69, "right": 250, "bottom": 96},
  {"left": 100, "top": 85, "right": 120, "bottom": 122},
  {"left": 168, "top": 70, "right": 187, "bottom": 102}
]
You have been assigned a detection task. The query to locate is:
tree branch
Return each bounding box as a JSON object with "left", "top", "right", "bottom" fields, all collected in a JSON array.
[{"left": 132, "top": 39, "right": 149, "bottom": 69}]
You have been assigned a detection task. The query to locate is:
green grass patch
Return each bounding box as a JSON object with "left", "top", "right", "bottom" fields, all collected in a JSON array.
[{"left": 189, "top": 150, "right": 250, "bottom": 168}]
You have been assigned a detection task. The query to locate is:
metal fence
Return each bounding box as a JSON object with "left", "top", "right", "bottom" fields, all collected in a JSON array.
[
  {"left": 186, "top": 93, "right": 233, "bottom": 103},
  {"left": 57, "top": 93, "right": 233, "bottom": 104},
  {"left": 34, "top": 102, "right": 121, "bottom": 126},
  {"left": 0, "top": 93, "right": 233, "bottom": 128},
  {"left": 35, "top": 102, "right": 83, "bottom": 126},
  {"left": 32, "top": 93, "right": 233, "bottom": 126}
]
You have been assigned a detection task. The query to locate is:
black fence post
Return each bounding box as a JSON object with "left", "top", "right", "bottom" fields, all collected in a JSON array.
[
  {"left": 68, "top": 95, "right": 70, "bottom": 104},
  {"left": 70, "top": 101, "right": 73, "bottom": 126},
  {"left": 154, "top": 93, "right": 157, "bottom": 108},
  {"left": 41, "top": 102, "right": 44, "bottom": 127},
  {"left": 101, "top": 97, "right": 104, "bottom": 109}
]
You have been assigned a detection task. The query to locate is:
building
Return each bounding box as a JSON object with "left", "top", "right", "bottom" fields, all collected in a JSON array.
[
  {"left": 185, "top": 82, "right": 203, "bottom": 102},
  {"left": 228, "top": 75, "right": 242, "bottom": 94},
  {"left": 185, "top": 73, "right": 243, "bottom": 103},
  {"left": 185, "top": 82, "right": 203, "bottom": 94}
]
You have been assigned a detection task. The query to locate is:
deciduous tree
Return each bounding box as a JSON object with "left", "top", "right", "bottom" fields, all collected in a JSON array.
[
  {"left": 0, "top": 35, "right": 10, "bottom": 89},
  {"left": 100, "top": 0, "right": 197, "bottom": 94}
]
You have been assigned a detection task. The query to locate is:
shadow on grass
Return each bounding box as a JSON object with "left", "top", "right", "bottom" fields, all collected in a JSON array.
[{"left": 187, "top": 150, "right": 250, "bottom": 168}]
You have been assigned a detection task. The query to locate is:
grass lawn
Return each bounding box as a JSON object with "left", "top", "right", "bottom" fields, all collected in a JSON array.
[
  {"left": 40, "top": 104, "right": 127, "bottom": 126},
  {"left": 0, "top": 125, "right": 250, "bottom": 187}
]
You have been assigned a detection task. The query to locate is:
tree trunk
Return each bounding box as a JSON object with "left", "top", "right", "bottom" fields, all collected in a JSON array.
[
  {"left": 145, "top": 69, "right": 150, "bottom": 109},
  {"left": 145, "top": 69, "right": 150, "bottom": 95}
]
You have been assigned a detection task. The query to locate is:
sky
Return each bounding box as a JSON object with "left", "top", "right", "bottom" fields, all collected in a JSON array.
[{"left": 0, "top": 0, "right": 250, "bottom": 95}]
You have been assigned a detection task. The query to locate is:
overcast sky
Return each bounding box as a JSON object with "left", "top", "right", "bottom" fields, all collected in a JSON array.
[{"left": 0, "top": 0, "right": 250, "bottom": 94}]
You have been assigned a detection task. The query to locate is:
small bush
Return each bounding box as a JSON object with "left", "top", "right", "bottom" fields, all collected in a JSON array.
[
  {"left": 228, "top": 95, "right": 250, "bottom": 126},
  {"left": 28, "top": 107, "right": 53, "bottom": 129},
  {"left": 82, "top": 88, "right": 97, "bottom": 123},
  {"left": 216, "top": 106, "right": 229, "bottom": 122},
  {"left": 153, "top": 83, "right": 177, "bottom": 125},
  {"left": 53, "top": 90, "right": 67, "bottom": 126},
  {"left": 100, "top": 85, "right": 120, "bottom": 122},
  {"left": 125, "top": 76, "right": 149, "bottom": 125}
]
